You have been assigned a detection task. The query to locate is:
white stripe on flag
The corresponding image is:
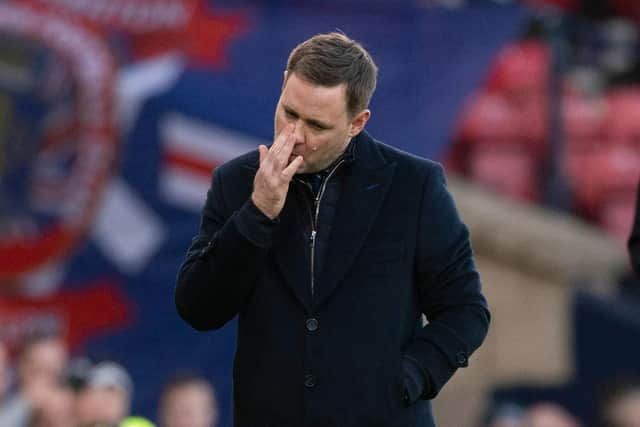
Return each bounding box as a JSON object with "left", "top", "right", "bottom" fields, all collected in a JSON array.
[
  {"left": 160, "top": 113, "right": 262, "bottom": 164},
  {"left": 92, "top": 178, "right": 167, "bottom": 274},
  {"left": 159, "top": 168, "right": 212, "bottom": 211},
  {"left": 159, "top": 114, "right": 268, "bottom": 210},
  {"left": 116, "top": 53, "right": 184, "bottom": 134}
]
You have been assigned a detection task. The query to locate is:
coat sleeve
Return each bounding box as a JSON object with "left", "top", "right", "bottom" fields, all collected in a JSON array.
[
  {"left": 404, "top": 164, "right": 490, "bottom": 399},
  {"left": 175, "top": 166, "right": 277, "bottom": 331},
  {"left": 629, "top": 179, "right": 640, "bottom": 277}
]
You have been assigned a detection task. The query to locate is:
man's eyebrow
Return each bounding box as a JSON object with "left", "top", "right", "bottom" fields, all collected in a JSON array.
[
  {"left": 306, "top": 118, "right": 332, "bottom": 129},
  {"left": 283, "top": 105, "right": 298, "bottom": 116},
  {"left": 283, "top": 104, "right": 333, "bottom": 129}
]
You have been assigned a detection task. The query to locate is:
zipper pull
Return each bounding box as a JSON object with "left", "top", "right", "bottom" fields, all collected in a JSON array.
[{"left": 309, "top": 230, "right": 316, "bottom": 246}]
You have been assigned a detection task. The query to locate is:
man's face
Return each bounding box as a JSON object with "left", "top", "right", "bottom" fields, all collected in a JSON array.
[
  {"left": 160, "top": 383, "right": 217, "bottom": 427},
  {"left": 75, "top": 386, "right": 128, "bottom": 425},
  {"left": 30, "top": 383, "right": 75, "bottom": 427},
  {"left": 19, "top": 337, "right": 67, "bottom": 388},
  {"left": 608, "top": 391, "right": 640, "bottom": 427},
  {"left": 274, "top": 72, "right": 369, "bottom": 174}
]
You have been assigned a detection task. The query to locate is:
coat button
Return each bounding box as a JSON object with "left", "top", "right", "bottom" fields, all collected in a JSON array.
[
  {"left": 456, "top": 351, "right": 468, "bottom": 367},
  {"left": 304, "top": 374, "right": 316, "bottom": 388},
  {"left": 305, "top": 318, "right": 319, "bottom": 332}
]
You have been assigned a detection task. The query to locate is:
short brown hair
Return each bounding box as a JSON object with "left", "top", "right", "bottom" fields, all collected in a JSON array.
[{"left": 286, "top": 32, "right": 378, "bottom": 118}]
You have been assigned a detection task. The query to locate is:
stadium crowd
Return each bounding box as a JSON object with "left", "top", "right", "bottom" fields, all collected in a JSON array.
[
  {"left": 448, "top": 0, "right": 640, "bottom": 243},
  {"left": 483, "top": 384, "right": 640, "bottom": 427},
  {"left": 0, "top": 329, "right": 218, "bottom": 427}
]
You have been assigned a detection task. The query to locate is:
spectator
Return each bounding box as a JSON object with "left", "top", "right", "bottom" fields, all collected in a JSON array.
[
  {"left": 0, "top": 341, "right": 15, "bottom": 423},
  {"left": 27, "top": 380, "right": 75, "bottom": 427},
  {"left": 121, "top": 416, "right": 156, "bottom": 427},
  {"left": 485, "top": 402, "right": 526, "bottom": 427},
  {"left": 0, "top": 329, "right": 68, "bottom": 427},
  {"left": 17, "top": 330, "right": 68, "bottom": 395},
  {"left": 597, "top": 378, "right": 640, "bottom": 427},
  {"left": 525, "top": 403, "right": 581, "bottom": 427},
  {"left": 75, "top": 361, "right": 133, "bottom": 427},
  {"left": 63, "top": 356, "right": 93, "bottom": 392},
  {"left": 158, "top": 374, "right": 217, "bottom": 427}
]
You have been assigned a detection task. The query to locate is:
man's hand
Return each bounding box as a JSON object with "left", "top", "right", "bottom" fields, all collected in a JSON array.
[{"left": 251, "top": 124, "right": 304, "bottom": 219}]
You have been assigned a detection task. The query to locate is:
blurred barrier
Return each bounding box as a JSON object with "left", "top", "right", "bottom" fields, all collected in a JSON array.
[{"left": 448, "top": 175, "right": 627, "bottom": 284}]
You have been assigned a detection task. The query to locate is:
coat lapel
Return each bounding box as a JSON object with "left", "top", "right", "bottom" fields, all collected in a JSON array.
[
  {"left": 243, "top": 163, "right": 311, "bottom": 310},
  {"left": 314, "top": 133, "right": 396, "bottom": 309},
  {"left": 271, "top": 188, "right": 312, "bottom": 310}
]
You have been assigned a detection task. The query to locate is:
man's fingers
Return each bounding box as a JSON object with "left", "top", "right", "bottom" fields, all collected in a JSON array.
[
  {"left": 271, "top": 124, "right": 295, "bottom": 157},
  {"left": 275, "top": 128, "right": 296, "bottom": 165},
  {"left": 282, "top": 155, "right": 303, "bottom": 179},
  {"left": 258, "top": 145, "right": 268, "bottom": 164}
]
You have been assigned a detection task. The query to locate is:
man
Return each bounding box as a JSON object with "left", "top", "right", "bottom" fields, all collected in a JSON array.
[
  {"left": 27, "top": 380, "right": 75, "bottom": 427},
  {"left": 74, "top": 361, "right": 133, "bottom": 427},
  {"left": 158, "top": 373, "right": 218, "bottom": 427},
  {"left": 630, "top": 179, "right": 640, "bottom": 277},
  {"left": 16, "top": 330, "right": 68, "bottom": 395},
  {"left": 525, "top": 403, "right": 581, "bottom": 427},
  {"left": 0, "top": 329, "right": 68, "bottom": 427},
  {"left": 176, "top": 32, "right": 490, "bottom": 427},
  {"left": 597, "top": 379, "right": 640, "bottom": 427}
]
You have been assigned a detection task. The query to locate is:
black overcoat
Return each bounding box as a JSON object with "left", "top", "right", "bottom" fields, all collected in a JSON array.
[{"left": 176, "top": 131, "right": 490, "bottom": 427}]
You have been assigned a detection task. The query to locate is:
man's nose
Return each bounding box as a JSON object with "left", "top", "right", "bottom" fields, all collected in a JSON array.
[{"left": 292, "top": 123, "right": 305, "bottom": 144}]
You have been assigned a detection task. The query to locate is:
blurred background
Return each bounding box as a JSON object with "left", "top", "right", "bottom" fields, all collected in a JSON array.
[{"left": 0, "top": 0, "right": 639, "bottom": 426}]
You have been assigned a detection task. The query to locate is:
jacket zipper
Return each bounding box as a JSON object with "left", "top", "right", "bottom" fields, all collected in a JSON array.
[{"left": 300, "top": 159, "right": 345, "bottom": 298}]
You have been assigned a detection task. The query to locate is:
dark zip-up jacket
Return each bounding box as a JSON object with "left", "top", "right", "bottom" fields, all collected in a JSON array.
[{"left": 176, "top": 131, "right": 490, "bottom": 427}]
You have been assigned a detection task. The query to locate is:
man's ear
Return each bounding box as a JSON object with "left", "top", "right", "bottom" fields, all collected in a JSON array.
[{"left": 348, "top": 109, "right": 371, "bottom": 137}]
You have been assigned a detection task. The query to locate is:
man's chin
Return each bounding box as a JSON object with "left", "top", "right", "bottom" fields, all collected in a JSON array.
[
  {"left": 294, "top": 166, "right": 309, "bottom": 175},
  {"left": 297, "top": 162, "right": 324, "bottom": 174}
]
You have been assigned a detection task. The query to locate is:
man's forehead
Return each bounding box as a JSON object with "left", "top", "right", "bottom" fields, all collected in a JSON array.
[{"left": 282, "top": 73, "right": 348, "bottom": 118}]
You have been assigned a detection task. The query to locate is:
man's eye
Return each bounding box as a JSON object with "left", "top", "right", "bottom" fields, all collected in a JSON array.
[{"left": 285, "top": 110, "right": 296, "bottom": 118}]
